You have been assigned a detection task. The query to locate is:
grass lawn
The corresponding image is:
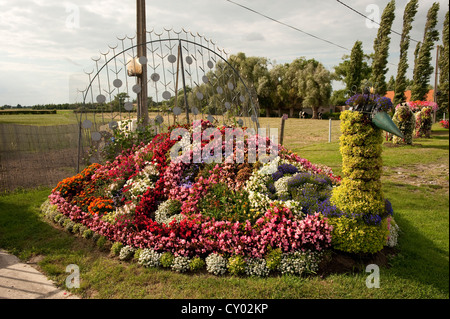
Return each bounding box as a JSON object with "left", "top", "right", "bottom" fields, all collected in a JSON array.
[{"left": 0, "top": 119, "right": 448, "bottom": 300}]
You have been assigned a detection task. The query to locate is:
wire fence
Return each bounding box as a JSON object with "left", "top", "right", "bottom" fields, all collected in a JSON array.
[{"left": 0, "top": 124, "right": 84, "bottom": 192}]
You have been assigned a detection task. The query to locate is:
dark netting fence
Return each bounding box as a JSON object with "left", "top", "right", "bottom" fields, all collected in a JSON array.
[{"left": 0, "top": 124, "right": 88, "bottom": 191}]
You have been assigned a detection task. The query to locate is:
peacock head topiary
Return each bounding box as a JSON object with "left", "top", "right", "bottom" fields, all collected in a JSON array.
[{"left": 346, "top": 87, "right": 404, "bottom": 139}]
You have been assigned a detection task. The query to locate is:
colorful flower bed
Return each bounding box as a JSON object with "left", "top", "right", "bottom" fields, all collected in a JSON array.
[
  {"left": 392, "top": 103, "right": 416, "bottom": 145},
  {"left": 440, "top": 120, "right": 449, "bottom": 129},
  {"left": 395, "top": 101, "right": 438, "bottom": 139},
  {"left": 43, "top": 119, "right": 398, "bottom": 276}
]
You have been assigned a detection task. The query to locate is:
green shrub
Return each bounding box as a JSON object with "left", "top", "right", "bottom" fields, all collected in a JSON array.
[
  {"left": 119, "top": 245, "right": 135, "bottom": 261},
  {"left": 58, "top": 215, "right": 68, "bottom": 226},
  {"left": 111, "top": 242, "right": 124, "bottom": 256},
  {"left": 63, "top": 220, "right": 75, "bottom": 232},
  {"left": 265, "top": 248, "right": 282, "bottom": 271},
  {"left": 327, "top": 216, "right": 389, "bottom": 254},
  {"left": 189, "top": 256, "right": 206, "bottom": 272},
  {"left": 392, "top": 104, "right": 415, "bottom": 145},
  {"left": 134, "top": 248, "right": 142, "bottom": 261},
  {"left": 82, "top": 229, "right": 94, "bottom": 239},
  {"left": 96, "top": 236, "right": 108, "bottom": 250},
  {"left": 78, "top": 225, "right": 88, "bottom": 235},
  {"left": 160, "top": 252, "right": 175, "bottom": 268},
  {"left": 227, "top": 255, "right": 247, "bottom": 276},
  {"left": 330, "top": 111, "right": 390, "bottom": 254},
  {"left": 72, "top": 223, "right": 82, "bottom": 234},
  {"left": 53, "top": 213, "right": 64, "bottom": 223},
  {"left": 92, "top": 232, "right": 101, "bottom": 242}
]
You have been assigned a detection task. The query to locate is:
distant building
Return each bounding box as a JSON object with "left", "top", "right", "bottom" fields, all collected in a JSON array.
[{"left": 384, "top": 89, "right": 435, "bottom": 103}]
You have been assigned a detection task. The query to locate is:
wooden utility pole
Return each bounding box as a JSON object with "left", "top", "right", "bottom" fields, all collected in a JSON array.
[
  {"left": 433, "top": 45, "right": 440, "bottom": 123},
  {"left": 137, "top": 0, "right": 148, "bottom": 125}
]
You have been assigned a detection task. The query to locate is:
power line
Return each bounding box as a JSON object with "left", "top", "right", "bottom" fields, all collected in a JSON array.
[
  {"left": 335, "top": 0, "right": 421, "bottom": 44},
  {"left": 225, "top": 0, "right": 349, "bottom": 51},
  {"left": 224, "top": 0, "right": 416, "bottom": 74}
]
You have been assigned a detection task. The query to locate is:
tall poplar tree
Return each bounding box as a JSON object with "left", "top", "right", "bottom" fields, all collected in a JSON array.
[
  {"left": 346, "top": 41, "right": 365, "bottom": 92},
  {"left": 411, "top": 2, "right": 440, "bottom": 101},
  {"left": 394, "top": 0, "right": 419, "bottom": 105},
  {"left": 437, "top": 11, "right": 449, "bottom": 113},
  {"left": 370, "top": 0, "right": 396, "bottom": 96}
]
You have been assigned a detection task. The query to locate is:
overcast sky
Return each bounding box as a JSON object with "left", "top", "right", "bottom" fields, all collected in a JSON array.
[{"left": 0, "top": 0, "right": 448, "bottom": 106}]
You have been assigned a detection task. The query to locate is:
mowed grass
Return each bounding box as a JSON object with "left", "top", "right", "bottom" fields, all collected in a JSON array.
[{"left": 0, "top": 117, "right": 448, "bottom": 299}]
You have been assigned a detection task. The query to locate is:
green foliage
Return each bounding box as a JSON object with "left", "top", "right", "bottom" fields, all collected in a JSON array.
[
  {"left": 394, "top": 0, "right": 419, "bottom": 105},
  {"left": 133, "top": 248, "right": 142, "bottom": 261},
  {"left": 411, "top": 2, "right": 441, "bottom": 101},
  {"left": 53, "top": 213, "right": 64, "bottom": 223},
  {"left": 227, "top": 255, "right": 247, "bottom": 276},
  {"left": 437, "top": 11, "right": 449, "bottom": 113},
  {"left": 72, "top": 223, "right": 82, "bottom": 234},
  {"left": 265, "top": 248, "right": 283, "bottom": 271},
  {"left": 96, "top": 236, "right": 108, "bottom": 250},
  {"left": 197, "top": 182, "right": 252, "bottom": 223},
  {"left": 330, "top": 111, "right": 388, "bottom": 253},
  {"left": 111, "top": 242, "right": 124, "bottom": 256},
  {"left": 82, "top": 229, "right": 94, "bottom": 239},
  {"left": 327, "top": 216, "right": 389, "bottom": 254},
  {"left": 63, "top": 219, "right": 75, "bottom": 232},
  {"left": 189, "top": 256, "right": 206, "bottom": 272},
  {"left": 160, "top": 252, "right": 175, "bottom": 268},
  {"left": 346, "top": 41, "right": 366, "bottom": 92},
  {"left": 100, "top": 118, "right": 156, "bottom": 163},
  {"left": 392, "top": 104, "right": 415, "bottom": 144},
  {"left": 370, "top": 0, "right": 396, "bottom": 96}
]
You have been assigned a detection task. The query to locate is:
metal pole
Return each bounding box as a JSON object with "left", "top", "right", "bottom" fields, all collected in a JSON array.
[
  {"left": 280, "top": 116, "right": 286, "bottom": 146},
  {"left": 178, "top": 40, "right": 190, "bottom": 124},
  {"left": 328, "top": 118, "right": 332, "bottom": 143},
  {"left": 433, "top": 45, "right": 440, "bottom": 123},
  {"left": 137, "top": 0, "right": 148, "bottom": 126}
]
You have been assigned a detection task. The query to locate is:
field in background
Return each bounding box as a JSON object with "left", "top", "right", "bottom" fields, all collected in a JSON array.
[{"left": 0, "top": 111, "right": 342, "bottom": 191}]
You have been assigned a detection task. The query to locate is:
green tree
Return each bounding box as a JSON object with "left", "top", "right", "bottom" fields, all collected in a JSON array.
[
  {"left": 370, "top": 0, "right": 396, "bottom": 96},
  {"left": 394, "top": 0, "right": 419, "bottom": 105},
  {"left": 330, "top": 89, "right": 348, "bottom": 107},
  {"left": 111, "top": 92, "right": 130, "bottom": 112},
  {"left": 346, "top": 41, "right": 366, "bottom": 93},
  {"left": 297, "top": 60, "right": 332, "bottom": 119},
  {"left": 411, "top": 2, "right": 440, "bottom": 101},
  {"left": 387, "top": 75, "right": 396, "bottom": 91},
  {"left": 437, "top": 11, "right": 449, "bottom": 114},
  {"left": 332, "top": 48, "right": 372, "bottom": 94}
]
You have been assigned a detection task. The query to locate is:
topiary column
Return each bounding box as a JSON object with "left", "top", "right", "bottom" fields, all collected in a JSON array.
[
  {"left": 328, "top": 110, "right": 390, "bottom": 254},
  {"left": 392, "top": 103, "right": 416, "bottom": 145}
]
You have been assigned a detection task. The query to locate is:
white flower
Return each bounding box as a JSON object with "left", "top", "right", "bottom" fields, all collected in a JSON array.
[
  {"left": 278, "top": 251, "right": 322, "bottom": 275},
  {"left": 258, "top": 156, "right": 280, "bottom": 175},
  {"left": 155, "top": 199, "right": 184, "bottom": 226},
  {"left": 143, "top": 161, "right": 159, "bottom": 176},
  {"left": 125, "top": 172, "right": 155, "bottom": 200},
  {"left": 119, "top": 245, "right": 135, "bottom": 261},
  {"left": 138, "top": 248, "right": 162, "bottom": 268},
  {"left": 171, "top": 256, "right": 191, "bottom": 273},
  {"left": 205, "top": 253, "right": 228, "bottom": 275},
  {"left": 245, "top": 258, "right": 270, "bottom": 277},
  {"left": 274, "top": 175, "right": 291, "bottom": 198},
  {"left": 386, "top": 221, "right": 400, "bottom": 247}
]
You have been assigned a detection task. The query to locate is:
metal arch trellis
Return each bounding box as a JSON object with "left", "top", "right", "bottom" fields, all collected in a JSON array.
[{"left": 76, "top": 28, "right": 261, "bottom": 171}]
